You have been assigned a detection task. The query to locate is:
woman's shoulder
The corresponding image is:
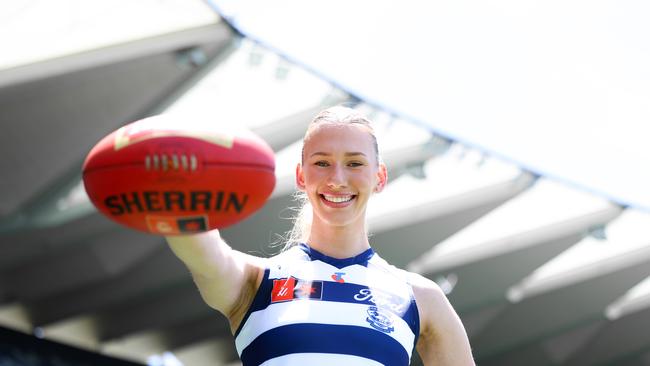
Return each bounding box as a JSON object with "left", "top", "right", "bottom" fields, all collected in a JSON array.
[
  {"left": 405, "top": 271, "right": 466, "bottom": 342},
  {"left": 270, "top": 243, "right": 309, "bottom": 260},
  {"left": 405, "top": 272, "right": 476, "bottom": 364},
  {"left": 265, "top": 244, "right": 310, "bottom": 274},
  {"left": 370, "top": 254, "right": 442, "bottom": 292},
  {"left": 381, "top": 266, "right": 452, "bottom": 336},
  {"left": 406, "top": 271, "right": 446, "bottom": 304}
]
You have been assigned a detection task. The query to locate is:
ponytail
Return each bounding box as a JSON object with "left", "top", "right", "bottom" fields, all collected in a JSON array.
[{"left": 281, "top": 191, "right": 312, "bottom": 251}]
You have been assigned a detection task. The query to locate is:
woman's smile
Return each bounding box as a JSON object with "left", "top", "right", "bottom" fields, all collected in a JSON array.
[{"left": 320, "top": 193, "right": 357, "bottom": 206}]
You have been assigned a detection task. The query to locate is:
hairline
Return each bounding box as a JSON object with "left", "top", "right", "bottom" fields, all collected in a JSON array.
[{"left": 301, "top": 121, "right": 380, "bottom": 166}]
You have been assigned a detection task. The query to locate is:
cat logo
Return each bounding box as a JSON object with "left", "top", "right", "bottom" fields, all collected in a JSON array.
[{"left": 366, "top": 306, "right": 395, "bottom": 333}]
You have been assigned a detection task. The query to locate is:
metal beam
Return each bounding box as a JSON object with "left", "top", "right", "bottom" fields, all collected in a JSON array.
[
  {"left": 0, "top": 23, "right": 234, "bottom": 224},
  {"left": 565, "top": 305, "right": 650, "bottom": 365},
  {"left": 472, "top": 246, "right": 650, "bottom": 359},
  {"left": 0, "top": 23, "right": 232, "bottom": 88},
  {"left": 26, "top": 245, "right": 186, "bottom": 326},
  {"left": 7, "top": 229, "right": 161, "bottom": 301}
]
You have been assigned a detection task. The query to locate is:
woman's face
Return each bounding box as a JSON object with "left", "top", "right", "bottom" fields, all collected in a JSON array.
[{"left": 296, "top": 123, "right": 387, "bottom": 229}]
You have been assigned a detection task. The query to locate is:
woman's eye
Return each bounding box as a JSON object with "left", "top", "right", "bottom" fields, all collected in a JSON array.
[
  {"left": 348, "top": 161, "right": 364, "bottom": 167},
  {"left": 315, "top": 161, "right": 330, "bottom": 167}
]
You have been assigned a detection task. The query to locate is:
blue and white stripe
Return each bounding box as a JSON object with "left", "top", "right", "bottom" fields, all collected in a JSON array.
[{"left": 235, "top": 244, "right": 420, "bottom": 366}]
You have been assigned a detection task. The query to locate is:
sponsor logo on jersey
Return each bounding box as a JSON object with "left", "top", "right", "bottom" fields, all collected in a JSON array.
[
  {"left": 271, "top": 277, "right": 296, "bottom": 303},
  {"left": 271, "top": 277, "right": 323, "bottom": 303},
  {"left": 353, "top": 288, "right": 409, "bottom": 316},
  {"left": 366, "top": 306, "right": 395, "bottom": 333},
  {"left": 331, "top": 272, "right": 346, "bottom": 283}
]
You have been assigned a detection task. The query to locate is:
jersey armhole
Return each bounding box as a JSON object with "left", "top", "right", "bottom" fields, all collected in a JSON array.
[
  {"left": 410, "top": 293, "right": 421, "bottom": 349},
  {"left": 406, "top": 279, "right": 421, "bottom": 351},
  {"left": 234, "top": 267, "right": 271, "bottom": 338}
]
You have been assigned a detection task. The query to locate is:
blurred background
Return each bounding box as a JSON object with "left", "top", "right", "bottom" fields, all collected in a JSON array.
[{"left": 1, "top": 1, "right": 650, "bottom": 365}]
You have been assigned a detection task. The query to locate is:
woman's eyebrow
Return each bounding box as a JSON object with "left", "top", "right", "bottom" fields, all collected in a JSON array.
[{"left": 309, "top": 152, "right": 367, "bottom": 157}]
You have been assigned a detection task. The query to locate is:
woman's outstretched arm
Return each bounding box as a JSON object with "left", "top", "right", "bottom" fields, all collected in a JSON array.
[{"left": 166, "top": 230, "right": 265, "bottom": 331}]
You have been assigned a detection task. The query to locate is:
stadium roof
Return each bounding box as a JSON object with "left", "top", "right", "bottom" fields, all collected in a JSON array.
[{"left": 1, "top": 2, "right": 650, "bottom": 365}]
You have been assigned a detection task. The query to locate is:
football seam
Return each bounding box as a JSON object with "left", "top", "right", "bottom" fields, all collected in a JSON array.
[{"left": 83, "top": 161, "right": 275, "bottom": 174}]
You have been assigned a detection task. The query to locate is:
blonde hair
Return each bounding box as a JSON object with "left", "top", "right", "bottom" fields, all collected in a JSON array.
[{"left": 283, "top": 106, "right": 381, "bottom": 250}]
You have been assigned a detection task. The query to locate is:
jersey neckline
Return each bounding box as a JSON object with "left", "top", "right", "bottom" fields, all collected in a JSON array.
[{"left": 298, "top": 243, "right": 375, "bottom": 269}]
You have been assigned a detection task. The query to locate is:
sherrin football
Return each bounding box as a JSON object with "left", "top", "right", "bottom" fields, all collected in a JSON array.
[{"left": 82, "top": 114, "right": 276, "bottom": 235}]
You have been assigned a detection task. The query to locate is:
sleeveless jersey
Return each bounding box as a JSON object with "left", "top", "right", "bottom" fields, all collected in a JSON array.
[{"left": 234, "top": 244, "right": 420, "bottom": 366}]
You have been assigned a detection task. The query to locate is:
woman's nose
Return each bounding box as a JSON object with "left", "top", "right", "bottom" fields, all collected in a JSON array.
[{"left": 327, "top": 164, "right": 347, "bottom": 188}]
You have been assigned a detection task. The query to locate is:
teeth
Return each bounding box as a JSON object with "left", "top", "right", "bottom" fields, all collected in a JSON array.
[{"left": 323, "top": 195, "right": 353, "bottom": 203}]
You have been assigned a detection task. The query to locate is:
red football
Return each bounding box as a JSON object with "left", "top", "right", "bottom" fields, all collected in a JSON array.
[{"left": 82, "top": 114, "right": 276, "bottom": 235}]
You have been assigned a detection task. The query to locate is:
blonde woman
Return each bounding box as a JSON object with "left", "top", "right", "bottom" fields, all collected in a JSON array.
[{"left": 167, "top": 106, "right": 475, "bottom": 365}]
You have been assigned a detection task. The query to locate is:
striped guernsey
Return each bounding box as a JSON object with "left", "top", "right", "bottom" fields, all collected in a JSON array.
[{"left": 234, "top": 244, "right": 420, "bottom": 365}]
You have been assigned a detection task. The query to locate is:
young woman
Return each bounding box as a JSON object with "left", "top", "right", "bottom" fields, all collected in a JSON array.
[{"left": 166, "top": 106, "right": 475, "bottom": 365}]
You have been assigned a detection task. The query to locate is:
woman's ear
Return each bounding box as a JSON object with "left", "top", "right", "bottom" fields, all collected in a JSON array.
[
  {"left": 374, "top": 163, "right": 388, "bottom": 193},
  {"left": 295, "top": 163, "right": 306, "bottom": 191}
]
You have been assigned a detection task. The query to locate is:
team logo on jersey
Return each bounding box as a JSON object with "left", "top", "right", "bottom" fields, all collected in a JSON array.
[
  {"left": 366, "top": 306, "right": 395, "bottom": 333},
  {"left": 331, "top": 272, "right": 346, "bottom": 283},
  {"left": 271, "top": 277, "right": 323, "bottom": 303},
  {"left": 295, "top": 280, "right": 323, "bottom": 300}
]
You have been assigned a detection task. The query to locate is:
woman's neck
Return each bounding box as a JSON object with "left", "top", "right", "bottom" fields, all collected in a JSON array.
[{"left": 306, "top": 219, "right": 371, "bottom": 259}]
